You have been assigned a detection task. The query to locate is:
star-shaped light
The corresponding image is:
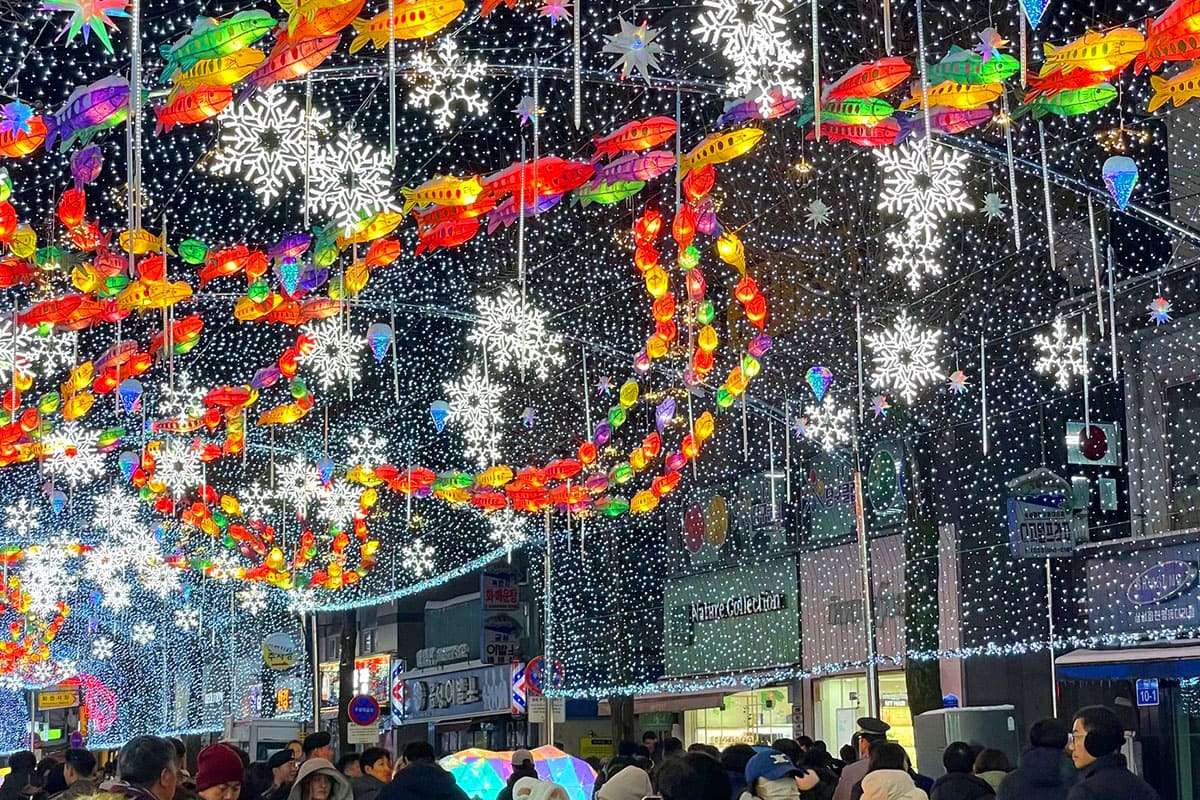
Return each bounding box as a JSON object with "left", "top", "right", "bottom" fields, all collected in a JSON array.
[
  {"left": 975, "top": 27, "right": 1008, "bottom": 62},
  {"left": 792, "top": 415, "right": 809, "bottom": 439},
  {"left": 1148, "top": 296, "right": 1173, "bottom": 325},
  {"left": 983, "top": 192, "right": 1006, "bottom": 221},
  {"left": 0, "top": 102, "right": 34, "bottom": 136},
  {"left": 597, "top": 376, "right": 613, "bottom": 395},
  {"left": 514, "top": 95, "right": 543, "bottom": 127},
  {"left": 871, "top": 394, "right": 891, "bottom": 418},
  {"left": 41, "top": 0, "right": 129, "bottom": 54},
  {"left": 604, "top": 17, "right": 666, "bottom": 82},
  {"left": 805, "top": 199, "right": 832, "bottom": 227},
  {"left": 539, "top": 0, "right": 571, "bottom": 25},
  {"left": 948, "top": 369, "right": 969, "bottom": 394},
  {"left": 521, "top": 407, "right": 536, "bottom": 428}
]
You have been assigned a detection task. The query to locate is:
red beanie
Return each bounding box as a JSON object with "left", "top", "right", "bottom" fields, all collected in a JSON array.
[{"left": 195, "top": 744, "right": 244, "bottom": 792}]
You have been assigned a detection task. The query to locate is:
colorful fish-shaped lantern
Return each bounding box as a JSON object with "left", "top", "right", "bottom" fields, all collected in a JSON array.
[
  {"left": 591, "top": 116, "right": 678, "bottom": 162},
  {"left": 928, "top": 45, "right": 1019, "bottom": 85},
  {"left": 170, "top": 49, "right": 266, "bottom": 98},
  {"left": 277, "top": 0, "right": 352, "bottom": 34},
  {"left": 1148, "top": 63, "right": 1200, "bottom": 111},
  {"left": 798, "top": 96, "right": 895, "bottom": 126},
  {"left": 718, "top": 90, "right": 799, "bottom": 125},
  {"left": 1040, "top": 28, "right": 1145, "bottom": 76},
  {"left": 248, "top": 33, "right": 340, "bottom": 90},
  {"left": 678, "top": 128, "right": 764, "bottom": 178},
  {"left": 898, "top": 79, "right": 1003, "bottom": 110},
  {"left": 593, "top": 150, "right": 674, "bottom": 186},
  {"left": 414, "top": 218, "right": 480, "bottom": 255},
  {"left": 823, "top": 57, "right": 911, "bottom": 101},
  {"left": 285, "top": 0, "right": 366, "bottom": 37},
  {"left": 400, "top": 175, "right": 483, "bottom": 215},
  {"left": 154, "top": 85, "right": 233, "bottom": 133},
  {"left": 159, "top": 10, "right": 276, "bottom": 81},
  {"left": 1012, "top": 83, "right": 1117, "bottom": 118},
  {"left": 45, "top": 75, "right": 130, "bottom": 152},
  {"left": 348, "top": 0, "right": 465, "bottom": 51},
  {"left": 572, "top": 180, "right": 644, "bottom": 207},
  {"left": 805, "top": 118, "right": 900, "bottom": 147}
]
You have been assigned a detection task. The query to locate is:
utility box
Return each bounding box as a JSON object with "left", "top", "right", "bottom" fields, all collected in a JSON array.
[
  {"left": 223, "top": 718, "right": 301, "bottom": 763},
  {"left": 913, "top": 705, "right": 1020, "bottom": 778}
]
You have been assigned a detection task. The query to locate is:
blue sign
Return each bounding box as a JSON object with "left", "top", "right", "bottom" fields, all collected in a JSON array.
[
  {"left": 1127, "top": 561, "right": 1198, "bottom": 605},
  {"left": 396, "top": 664, "right": 510, "bottom": 722},
  {"left": 348, "top": 694, "right": 380, "bottom": 726},
  {"left": 1085, "top": 544, "right": 1200, "bottom": 635},
  {"left": 1136, "top": 678, "right": 1160, "bottom": 707}
]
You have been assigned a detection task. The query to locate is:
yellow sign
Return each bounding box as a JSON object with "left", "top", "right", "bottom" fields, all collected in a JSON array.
[
  {"left": 578, "top": 737, "right": 613, "bottom": 761},
  {"left": 37, "top": 689, "right": 78, "bottom": 710}
]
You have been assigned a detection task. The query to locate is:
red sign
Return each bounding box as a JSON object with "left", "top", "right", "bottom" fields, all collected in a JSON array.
[{"left": 348, "top": 694, "right": 381, "bottom": 726}]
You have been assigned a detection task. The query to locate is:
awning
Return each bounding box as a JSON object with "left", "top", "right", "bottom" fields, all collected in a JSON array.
[
  {"left": 597, "top": 689, "right": 730, "bottom": 716},
  {"left": 1055, "top": 644, "right": 1200, "bottom": 680}
]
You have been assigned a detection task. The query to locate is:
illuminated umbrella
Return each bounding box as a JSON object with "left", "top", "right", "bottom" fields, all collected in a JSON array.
[{"left": 439, "top": 746, "right": 596, "bottom": 800}]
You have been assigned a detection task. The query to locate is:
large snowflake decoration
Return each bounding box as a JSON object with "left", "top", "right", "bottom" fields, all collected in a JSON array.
[
  {"left": 275, "top": 454, "right": 321, "bottom": 513},
  {"left": 468, "top": 286, "right": 565, "bottom": 380},
  {"left": 604, "top": 17, "right": 665, "bottom": 81},
  {"left": 153, "top": 438, "right": 203, "bottom": 498},
  {"left": 238, "top": 584, "right": 270, "bottom": 616},
  {"left": 803, "top": 402, "right": 852, "bottom": 452},
  {"left": 92, "top": 484, "right": 141, "bottom": 538},
  {"left": 44, "top": 422, "right": 105, "bottom": 487},
  {"left": 487, "top": 509, "right": 529, "bottom": 553},
  {"left": 0, "top": 315, "right": 37, "bottom": 383},
  {"left": 101, "top": 582, "right": 131, "bottom": 612},
  {"left": 301, "top": 317, "right": 361, "bottom": 390},
  {"left": 90, "top": 636, "right": 115, "bottom": 661},
  {"left": 210, "top": 87, "right": 328, "bottom": 206},
  {"left": 131, "top": 621, "right": 157, "bottom": 646},
  {"left": 310, "top": 130, "right": 394, "bottom": 234},
  {"left": 402, "top": 537, "right": 436, "bottom": 577},
  {"left": 173, "top": 606, "right": 201, "bottom": 632},
  {"left": 25, "top": 326, "right": 77, "bottom": 380},
  {"left": 444, "top": 364, "right": 506, "bottom": 468},
  {"left": 884, "top": 219, "right": 944, "bottom": 291},
  {"left": 4, "top": 497, "right": 41, "bottom": 538},
  {"left": 317, "top": 479, "right": 362, "bottom": 528},
  {"left": 346, "top": 428, "right": 388, "bottom": 469},
  {"left": 875, "top": 141, "right": 974, "bottom": 237},
  {"left": 157, "top": 372, "right": 208, "bottom": 423},
  {"left": 1033, "top": 316, "right": 1087, "bottom": 391},
  {"left": 240, "top": 482, "right": 276, "bottom": 522},
  {"left": 691, "top": 0, "right": 805, "bottom": 111},
  {"left": 407, "top": 37, "right": 488, "bottom": 130},
  {"left": 82, "top": 543, "right": 138, "bottom": 586},
  {"left": 866, "top": 311, "right": 944, "bottom": 404},
  {"left": 137, "top": 560, "right": 181, "bottom": 599},
  {"left": 22, "top": 540, "right": 79, "bottom": 616}
]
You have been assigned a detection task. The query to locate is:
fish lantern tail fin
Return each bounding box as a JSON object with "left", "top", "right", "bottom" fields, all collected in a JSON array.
[
  {"left": 400, "top": 187, "right": 417, "bottom": 217},
  {"left": 1147, "top": 75, "right": 1169, "bottom": 111}
]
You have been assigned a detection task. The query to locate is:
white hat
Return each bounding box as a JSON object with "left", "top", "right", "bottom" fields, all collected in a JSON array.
[{"left": 512, "top": 776, "right": 569, "bottom": 800}]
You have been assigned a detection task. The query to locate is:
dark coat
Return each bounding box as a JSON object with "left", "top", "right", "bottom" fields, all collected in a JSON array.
[
  {"left": 376, "top": 763, "right": 469, "bottom": 800},
  {"left": 495, "top": 767, "right": 538, "bottom": 800},
  {"left": 929, "top": 772, "right": 994, "bottom": 800},
  {"left": 1065, "top": 754, "right": 1159, "bottom": 800},
  {"left": 351, "top": 775, "right": 387, "bottom": 800},
  {"left": 996, "top": 747, "right": 1074, "bottom": 800}
]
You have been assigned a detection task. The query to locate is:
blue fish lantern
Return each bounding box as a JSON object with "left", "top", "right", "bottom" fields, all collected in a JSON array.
[
  {"left": 429, "top": 400, "right": 449, "bottom": 433},
  {"left": 366, "top": 322, "right": 393, "bottom": 363},
  {"left": 806, "top": 366, "right": 833, "bottom": 403},
  {"left": 1102, "top": 156, "right": 1138, "bottom": 211}
]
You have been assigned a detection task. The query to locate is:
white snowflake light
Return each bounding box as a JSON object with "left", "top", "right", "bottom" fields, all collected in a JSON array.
[
  {"left": 154, "top": 439, "right": 203, "bottom": 498},
  {"left": 1033, "top": 316, "right": 1087, "bottom": 391},
  {"left": 90, "top": 636, "right": 114, "bottom": 660},
  {"left": 210, "top": 87, "right": 329, "bottom": 206},
  {"left": 157, "top": 371, "right": 207, "bottom": 422},
  {"left": 240, "top": 482, "right": 276, "bottom": 522},
  {"left": 238, "top": 584, "right": 270, "bottom": 616},
  {"left": 131, "top": 621, "right": 157, "bottom": 645},
  {"left": 275, "top": 454, "right": 321, "bottom": 513},
  {"left": 24, "top": 326, "right": 77, "bottom": 380},
  {"left": 983, "top": 191, "right": 1006, "bottom": 221},
  {"left": 444, "top": 364, "right": 506, "bottom": 468},
  {"left": 21, "top": 539, "right": 79, "bottom": 616},
  {"left": 44, "top": 422, "right": 105, "bottom": 487},
  {"left": 83, "top": 543, "right": 137, "bottom": 586},
  {"left": 407, "top": 37, "right": 488, "bottom": 130},
  {"left": 0, "top": 315, "right": 38, "bottom": 383},
  {"left": 866, "top": 311, "right": 945, "bottom": 404},
  {"left": 804, "top": 402, "right": 852, "bottom": 452},
  {"left": 402, "top": 537, "right": 436, "bottom": 577},
  {"left": 4, "top": 497, "right": 41, "bottom": 538},
  {"left": 317, "top": 479, "right": 362, "bottom": 528},
  {"left": 884, "top": 219, "right": 944, "bottom": 291},
  {"left": 174, "top": 606, "right": 201, "bottom": 632},
  {"left": 101, "top": 582, "right": 132, "bottom": 612},
  {"left": 138, "top": 561, "right": 181, "bottom": 599},
  {"left": 468, "top": 285, "right": 565, "bottom": 380},
  {"left": 92, "top": 485, "right": 141, "bottom": 537},
  {"left": 691, "top": 0, "right": 805, "bottom": 111},
  {"left": 805, "top": 199, "right": 831, "bottom": 227},
  {"left": 310, "top": 130, "right": 395, "bottom": 234},
  {"left": 302, "top": 317, "right": 361, "bottom": 390},
  {"left": 875, "top": 141, "right": 974, "bottom": 237},
  {"left": 346, "top": 428, "right": 388, "bottom": 469},
  {"left": 487, "top": 509, "right": 529, "bottom": 553}
]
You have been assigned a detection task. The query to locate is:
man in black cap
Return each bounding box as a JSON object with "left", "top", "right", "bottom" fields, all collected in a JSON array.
[
  {"left": 261, "top": 751, "right": 297, "bottom": 800},
  {"left": 302, "top": 733, "right": 334, "bottom": 763},
  {"left": 833, "top": 717, "right": 890, "bottom": 800}
]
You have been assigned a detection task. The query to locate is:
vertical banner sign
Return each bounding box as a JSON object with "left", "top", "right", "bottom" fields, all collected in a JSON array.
[
  {"left": 511, "top": 661, "right": 528, "bottom": 716},
  {"left": 390, "top": 659, "right": 407, "bottom": 725}
]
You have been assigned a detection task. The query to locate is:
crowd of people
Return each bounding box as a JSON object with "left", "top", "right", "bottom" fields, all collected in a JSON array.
[{"left": 0, "top": 703, "right": 1159, "bottom": 800}]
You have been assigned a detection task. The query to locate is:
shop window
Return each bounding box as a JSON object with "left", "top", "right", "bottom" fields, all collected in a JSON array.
[
  {"left": 813, "top": 673, "right": 913, "bottom": 757},
  {"left": 685, "top": 689, "right": 793, "bottom": 747}
]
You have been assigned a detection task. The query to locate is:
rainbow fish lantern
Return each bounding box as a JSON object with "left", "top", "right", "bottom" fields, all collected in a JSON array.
[
  {"left": 1020, "top": 0, "right": 1051, "bottom": 28},
  {"left": 1102, "top": 155, "right": 1138, "bottom": 211},
  {"left": 806, "top": 365, "right": 833, "bottom": 403},
  {"left": 429, "top": 400, "right": 449, "bottom": 433},
  {"left": 366, "top": 321, "right": 393, "bottom": 363}
]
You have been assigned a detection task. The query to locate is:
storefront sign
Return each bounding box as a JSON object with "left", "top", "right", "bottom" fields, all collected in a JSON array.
[
  {"left": 36, "top": 689, "right": 78, "bottom": 711},
  {"left": 1136, "top": 678, "right": 1160, "bottom": 707},
  {"left": 1085, "top": 544, "right": 1200, "bottom": 634},
  {"left": 689, "top": 592, "right": 786, "bottom": 624},
  {"left": 800, "top": 452, "right": 856, "bottom": 548},
  {"left": 320, "top": 655, "right": 392, "bottom": 713},
  {"left": 481, "top": 614, "right": 523, "bottom": 665},
  {"left": 578, "top": 737, "right": 613, "bottom": 760},
  {"left": 481, "top": 568, "right": 521, "bottom": 611},
  {"left": 415, "top": 643, "right": 471, "bottom": 668},
  {"left": 1006, "top": 469, "right": 1079, "bottom": 558},
  {"left": 395, "top": 664, "right": 510, "bottom": 722}
]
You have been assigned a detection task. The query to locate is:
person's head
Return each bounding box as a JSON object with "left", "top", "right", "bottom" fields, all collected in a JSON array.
[
  {"left": 195, "top": 744, "right": 244, "bottom": 800},
  {"left": 287, "top": 742, "right": 303, "bottom": 761},
  {"left": 119, "top": 736, "right": 179, "bottom": 800},
  {"left": 771, "top": 739, "right": 802, "bottom": 766},
  {"left": 720, "top": 743, "right": 756, "bottom": 776},
  {"left": 657, "top": 753, "right": 729, "bottom": 800},
  {"left": 169, "top": 739, "right": 188, "bottom": 771},
  {"left": 796, "top": 737, "right": 813, "bottom": 752},
  {"left": 802, "top": 749, "right": 828, "bottom": 770},
  {"left": 745, "top": 750, "right": 800, "bottom": 800},
  {"left": 335, "top": 754, "right": 360, "bottom": 779},
  {"left": 300, "top": 772, "right": 332, "bottom": 800},
  {"left": 687, "top": 743, "right": 720, "bottom": 760},
  {"left": 64, "top": 749, "right": 97, "bottom": 785},
  {"left": 399, "top": 741, "right": 435, "bottom": 769},
  {"left": 302, "top": 733, "right": 333, "bottom": 763},
  {"left": 358, "top": 749, "right": 391, "bottom": 784},
  {"left": 838, "top": 744, "right": 857, "bottom": 764},
  {"left": 856, "top": 733, "right": 885, "bottom": 759},
  {"left": 867, "top": 742, "right": 910, "bottom": 773},
  {"left": 641, "top": 731, "right": 658, "bottom": 752},
  {"left": 241, "top": 762, "right": 272, "bottom": 800},
  {"left": 38, "top": 760, "right": 67, "bottom": 795},
  {"left": 508, "top": 748, "right": 537, "bottom": 780},
  {"left": 662, "top": 738, "right": 684, "bottom": 759},
  {"left": 973, "top": 748, "right": 1010, "bottom": 774},
  {"left": 1029, "top": 718, "right": 1069, "bottom": 750},
  {"left": 267, "top": 750, "right": 298, "bottom": 787},
  {"left": 9, "top": 751, "right": 36, "bottom": 775},
  {"left": 942, "top": 742, "right": 976, "bottom": 775},
  {"left": 616, "top": 740, "right": 637, "bottom": 759},
  {"left": 1070, "top": 706, "right": 1124, "bottom": 769}
]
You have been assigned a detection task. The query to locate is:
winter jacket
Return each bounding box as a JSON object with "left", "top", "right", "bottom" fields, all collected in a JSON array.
[
  {"left": 834, "top": 758, "right": 870, "bottom": 800},
  {"left": 996, "top": 747, "right": 1073, "bottom": 800},
  {"left": 928, "top": 772, "right": 994, "bottom": 800},
  {"left": 861, "top": 771, "right": 927, "bottom": 800},
  {"left": 799, "top": 766, "right": 837, "bottom": 800},
  {"left": 496, "top": 767, "right": 540, "bottom": 800},
  {"left": 351, "top": 775, "right": 386, "bottom": 800},
  {"left": 288, "top": 760, "right": 354, "bottom": 800},
  {"left": 376, "top": 763, "right": 469, "bottom": 800},
  {"left": 728, "top": 770, "right": 750, "bottom": 800},
  {"left": 51, "top": 779, "right": 100, "bottom": 800},
  {"left": 1065, "top": 754, "right": 1159, "bottom": 800},
  {"left": 974, "top": 773, "right": 1006, "bottom": 794}
]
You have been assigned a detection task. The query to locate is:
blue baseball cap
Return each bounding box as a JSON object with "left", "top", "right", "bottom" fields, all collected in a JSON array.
[{"left": 746, "top": 749, "right": 800, "bottom": 783}]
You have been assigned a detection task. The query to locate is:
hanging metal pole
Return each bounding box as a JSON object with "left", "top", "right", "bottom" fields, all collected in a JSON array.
[
  {"left": 853, "top": 433, "right": 879, "bottom": 718},
  {"left": 387, "top": 0, "right": 397, "bottom": 161},
  {"left": 1046, "top": 558, "right": 1058, "bottom": 718},
  {"left": 980, "top": 334, "right": 989, "bottom": 456},
  {"left": 856, "top": 303, "right": 865, "bottom": 421},
  {"left": 310, "top": 610, "right": 321, "bottom": 732},
  {"left": 1107, "top": 246, "right": 1119, "bottom": 380},
  {"left": 571, "top": 0, "right": 581, "bottom": 129},
  {"left": 542, "top": 509, "right": 555, "bottom": 746},
  {"left": 1002, "top": 92, "right": 1021, "bottom": 250},
  {"left": 811, "top": 0, "right": 822, "bottom": 138},
  {"left": 1037, "top": 122, "right": 1058, "bottom": 273},
  {"left": 1087, "top": 197, "right": 1105, "bottom": 336}
]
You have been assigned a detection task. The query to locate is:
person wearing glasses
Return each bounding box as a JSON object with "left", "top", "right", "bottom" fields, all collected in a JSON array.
[{"left": 1066, "top": 707, "right": 1158, "bottom": 800}]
